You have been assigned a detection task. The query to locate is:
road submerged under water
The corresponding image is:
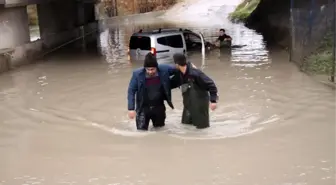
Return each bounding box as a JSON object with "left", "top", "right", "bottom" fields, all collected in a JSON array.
[{"left": 0, "top": 4, "right": 335, "bottom": 185}]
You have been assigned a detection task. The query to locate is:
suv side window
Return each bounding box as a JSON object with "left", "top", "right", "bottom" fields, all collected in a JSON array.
[
  {"left": 184, "top": 33, "right": 202, "bottom": 43},
  {"left": 130, "top": 36, "right": 151, "bottom": 50},
  {"left": 157, "top": 35, "right": 184, "bottom": 48},
  {"left": 157, "top": 37, "right": 168, "bottom": 46}
]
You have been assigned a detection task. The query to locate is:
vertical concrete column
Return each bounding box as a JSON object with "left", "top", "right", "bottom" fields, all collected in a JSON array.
[
  {"left": 0, "top": 6, "right": 30, "bottom": 49},
  {"left": 77, "top": 2, "right": 85, "bottom": 26},
  {"left": 36, "top": 3, "right": 58, "bottom": 43},
  {"left": 84, "top": 3, "right": 96, "bottom": 22},
  {"left": 77, "top": 2, "right": 96, "bottom": 25},
  {"left": 37, "top": 1, "right": 78, "bottom": 37},
  {"left": 37, "top": 1, "right": 78, "bottom": 48}
]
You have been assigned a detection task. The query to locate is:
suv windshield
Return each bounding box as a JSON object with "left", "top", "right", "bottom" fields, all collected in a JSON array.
[{"left": 129, "top": 36, "right": 151, "bottom": 50}]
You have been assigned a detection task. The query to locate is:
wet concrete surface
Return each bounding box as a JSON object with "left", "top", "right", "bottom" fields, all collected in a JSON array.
[{"left": 0, "top": 6, "right": 335, "bottom": 185}]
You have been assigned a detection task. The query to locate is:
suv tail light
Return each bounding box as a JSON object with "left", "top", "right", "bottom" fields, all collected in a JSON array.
[{"left": 151, "top": 47, "right": 156, "bottom": 56}]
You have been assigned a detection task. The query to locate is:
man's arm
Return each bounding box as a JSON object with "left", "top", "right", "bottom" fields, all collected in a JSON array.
[
  {"left": 225, "top": 34, "right": 232, "bottom": 41},
  {"left": 166, "top": 64, "right": 179, "bottom": 75},
  {"left": 164, "top": 64, "right": 180, "bottom": 89},
  {"left": 127, "top": 71, "right": 138, "bottom": 110},
  {"left": 195, "top": 70, "right": 218, "bottom": 103},
  {"left": 166, "top": 62, "right": 197, "bottom": 71}
]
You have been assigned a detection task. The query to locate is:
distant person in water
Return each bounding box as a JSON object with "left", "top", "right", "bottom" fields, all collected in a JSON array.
[{"left": 214, "top": 28, "right": 232, "bottom": 48}]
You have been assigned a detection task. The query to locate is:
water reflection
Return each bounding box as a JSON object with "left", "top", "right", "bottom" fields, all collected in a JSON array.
[
  {"left": 97, "top": 19, "right": 269, "bottom": 68},
  {"left": 98, "top": 28, "right": 129, "bottom": 74}
]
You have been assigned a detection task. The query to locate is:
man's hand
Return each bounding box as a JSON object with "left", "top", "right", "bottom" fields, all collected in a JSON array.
[
  {"left": 210, "top": 103, "right": 217, "bottom": 111},
  {"left": 128, "top": 110, "right": 136, "bottom": 119}
]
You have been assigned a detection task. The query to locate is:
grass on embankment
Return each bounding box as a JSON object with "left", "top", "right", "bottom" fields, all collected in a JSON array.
[
  {"left": 301, "top": 32, "right": 335, "bottom": 76},
  {"left": 229, "top": 0, "right": 260, "bottom": 22}
]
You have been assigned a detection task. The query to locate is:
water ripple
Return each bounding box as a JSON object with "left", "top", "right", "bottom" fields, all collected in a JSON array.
[{"left": 103, "top": 106, "right": 281, "bottom": 140}]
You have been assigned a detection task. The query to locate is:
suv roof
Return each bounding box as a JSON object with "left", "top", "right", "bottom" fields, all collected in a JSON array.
[{"left": 131, "top": 28, "right": 194, "bottom": 37}]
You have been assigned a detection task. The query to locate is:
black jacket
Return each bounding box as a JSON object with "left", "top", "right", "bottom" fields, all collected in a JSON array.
[{"left": 172, "top": 62, "right": 218, "bottom": 103}]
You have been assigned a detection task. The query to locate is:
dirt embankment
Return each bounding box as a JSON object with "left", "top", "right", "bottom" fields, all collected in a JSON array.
[
  {"left": 230, "top": 0, "right": 335, "bottom": 81},
  {"left": 233, "top": 0, "right": 332, "bottom": 48},
  {"left": 241, "top": 0, "right": 291, "bottom": 48}
]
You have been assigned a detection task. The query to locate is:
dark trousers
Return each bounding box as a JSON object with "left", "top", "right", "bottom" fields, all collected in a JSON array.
[{"left": 136, "top": 105, "right": 166, "bottom": 130}]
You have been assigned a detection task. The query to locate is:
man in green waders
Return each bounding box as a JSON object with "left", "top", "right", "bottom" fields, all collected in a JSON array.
[{"left": 173, "top": 53, "right": 218, "bottom": 129}]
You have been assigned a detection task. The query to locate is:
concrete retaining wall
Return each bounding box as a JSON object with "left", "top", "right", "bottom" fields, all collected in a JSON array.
[
  {"left": 0, "top": 21, "right": 98, "bottom": 74},
  {"left": 0, "top": 6, "right": 30, "bottom": 49},
  {"left": 0, "top": 39, "right": 43, "bottom": 72},
  {"left": 10, "top": 39, "right": 42, "bottom": 67},
  {"left": 41, "top": 21, "right": 98, "bottom": 49}
]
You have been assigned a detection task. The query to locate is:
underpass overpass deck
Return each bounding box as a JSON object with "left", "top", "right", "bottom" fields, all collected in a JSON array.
[{"left": 1, "top": 0, "right": 96, "bottom": 7}]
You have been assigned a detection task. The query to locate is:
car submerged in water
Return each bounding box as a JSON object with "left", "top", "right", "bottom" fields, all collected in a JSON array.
[{"left": 128, "top": 28, "right": 213, "bottom": 63}]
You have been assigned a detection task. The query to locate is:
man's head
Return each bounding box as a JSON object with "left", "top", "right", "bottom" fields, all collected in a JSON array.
[
  {"left": 144, "top": 52, "right": 158, "bottom": 76},
  {"left": 173, "top": 53, "right": 187, "bottom": 72},
  {"left": 219, "top": 28, "right": 225, "bottom": 36}
]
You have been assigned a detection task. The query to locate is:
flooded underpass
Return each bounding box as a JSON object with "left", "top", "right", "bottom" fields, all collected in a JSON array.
[{"left": 0, "top": 4, "right": 335, "bottom": 185}]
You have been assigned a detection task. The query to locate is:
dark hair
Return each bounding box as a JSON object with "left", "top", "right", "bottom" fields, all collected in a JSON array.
[
  {"left": 144, "top": 52, "right": 158, "bottom": 68},
  {"left": 173, "top": 53, "right": 187, "bottom": 66},
  {"left": 219, "top": 28, "right": 225, "bottom": 32}
]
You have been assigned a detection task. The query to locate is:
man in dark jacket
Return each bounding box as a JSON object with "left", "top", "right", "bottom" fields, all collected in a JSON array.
[
  {"left": 173, "top": 53, "right": 218, "bottom": 129},
  {"left": 127, "top": 53, "right": 179, "bottom": 131},
  {"left": 216, "top": 28, "right": 232, "bottom": 46}
]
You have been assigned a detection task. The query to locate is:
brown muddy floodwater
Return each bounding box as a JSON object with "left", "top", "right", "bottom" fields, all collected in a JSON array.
[{"left": 0, "top": 9, "right": 335, "bottom": 185}]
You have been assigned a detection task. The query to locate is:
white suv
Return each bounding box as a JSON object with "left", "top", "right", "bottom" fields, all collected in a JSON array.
[{"left": 128, "top": 28, "right": 208, "bottom": 63}]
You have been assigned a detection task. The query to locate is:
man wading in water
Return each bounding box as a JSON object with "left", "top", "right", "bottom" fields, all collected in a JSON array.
[
  {"left": 214, "top": 28, "right": 232, "bottom": 48},
  {"left": 127, "top": 53, "right": 179, "bottom": 131},
  {"left": 173, "top": 53, "right": 218, "bottom": 129}
]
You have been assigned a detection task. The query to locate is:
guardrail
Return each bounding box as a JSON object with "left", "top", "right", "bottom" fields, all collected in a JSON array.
[{"left": 36, "top": 22, "right": 99, "bottom": 59}]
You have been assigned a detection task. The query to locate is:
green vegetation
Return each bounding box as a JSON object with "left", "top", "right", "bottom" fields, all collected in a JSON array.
[
  {"left": 301, "top": 32, "right": 335, "bottom": 76},
  {"left": 229, "top": 0, "right": 260, "bottom": 22}
]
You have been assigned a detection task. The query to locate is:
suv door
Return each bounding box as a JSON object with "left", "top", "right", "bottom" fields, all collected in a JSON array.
[
  {"left": 198, "top": 32, "right": 206, "bottom": 58},
  {"left": 129, "top": 35, "right": 151, "bottom": 62},
  {"left": 183, "top": 31, "right": 206, "bottom": 51}
]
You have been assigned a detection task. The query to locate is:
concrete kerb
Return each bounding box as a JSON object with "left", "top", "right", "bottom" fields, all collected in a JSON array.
[
  {"left": 320, "top": 81, "right": 336, "bottom": 89},
  {"left": 311, "top": 75, "right": 336, "bottom": 89}
]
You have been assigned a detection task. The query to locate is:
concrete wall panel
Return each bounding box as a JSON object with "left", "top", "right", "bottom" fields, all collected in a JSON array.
[{"left": 0, "top": 6, "right": 30, "bottom": 49}]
